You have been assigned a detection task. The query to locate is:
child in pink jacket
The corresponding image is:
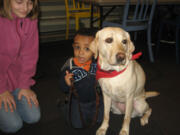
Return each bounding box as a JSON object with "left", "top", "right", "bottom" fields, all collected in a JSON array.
[{"left": 0, "top": 0, "right": 40, "bottom": 133}]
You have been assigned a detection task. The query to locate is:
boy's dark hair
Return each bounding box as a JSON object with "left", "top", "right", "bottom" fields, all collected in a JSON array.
[{"left": 74, "top": 28, "right": 98, "bottom": 38}]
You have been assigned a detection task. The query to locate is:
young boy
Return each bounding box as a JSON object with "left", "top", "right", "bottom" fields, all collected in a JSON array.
[{"left": 59, "top": 28, "right": 104, "bottom": 128}]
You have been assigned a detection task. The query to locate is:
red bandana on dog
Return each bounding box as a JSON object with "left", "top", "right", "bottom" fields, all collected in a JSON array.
[{"left": 96, "top": 52, "right": 142, "bottom": 80}]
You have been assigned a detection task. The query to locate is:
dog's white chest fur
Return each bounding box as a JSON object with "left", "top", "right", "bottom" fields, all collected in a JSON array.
[{"left": 99, "top": 61, "right": 145, "bottom": 103}]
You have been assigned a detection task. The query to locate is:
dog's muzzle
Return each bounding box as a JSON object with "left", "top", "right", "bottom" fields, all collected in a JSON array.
[{"left": 116, "top": 52, "right": 126, "bottom": 64}]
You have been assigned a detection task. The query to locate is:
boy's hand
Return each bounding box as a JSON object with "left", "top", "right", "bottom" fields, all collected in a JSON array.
[
  {"left": 65, "top": 70, "right": 74, "bottom": 86},
  {"left": 0, "top": 91, "right": 16, "bottom": 112},
  {"left": 18, "top": 89, "right": 39, "bottom": 108}
]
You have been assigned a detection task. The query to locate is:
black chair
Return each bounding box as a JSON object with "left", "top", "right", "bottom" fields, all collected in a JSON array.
[
  {"left": 156, "top": 15, "right": 180, "bottom": 64},
  {"left": 102, "top": 0, "right": 157, "bottom": 62}
]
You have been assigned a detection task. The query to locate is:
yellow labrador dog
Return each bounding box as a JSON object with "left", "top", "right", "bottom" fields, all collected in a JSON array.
[{"left": 89, "top": 27, "right": 159, "bottom": 135}]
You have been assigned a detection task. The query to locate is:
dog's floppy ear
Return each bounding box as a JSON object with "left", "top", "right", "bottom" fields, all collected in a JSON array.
[
  {"left": 129, "top": 40, "right": 135, "bottom": 54},
  {"left": 89, "top": 31, "right": 99, "bottom": 59},
  {"left": 126, "top": 32, "right": 135, "bottom": 53},
  {"left": 126, "top": 32, "right": 135, "bottom": 59}
]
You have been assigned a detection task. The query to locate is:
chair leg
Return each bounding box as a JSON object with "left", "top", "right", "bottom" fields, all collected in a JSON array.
[
  {"left": 66, "top": 17, "right": 70, "bottom": 40},
  {"left": 147, "top": 24, "right": 154, "bottom": 62},
  {"left": 97, "top": 14, "right": 100, "bottom": 28},
  {"left": 75, "top": 17, "right": 79, "bottom": 31},
  {"left": 134, "top": 32, "right": 137, "bottom": 41},
  {"left": 156, "top": 23, "right": 164, "bottom": 58},
  {"left": 175, "top": 27, "right": 180, "bottom": 64}
]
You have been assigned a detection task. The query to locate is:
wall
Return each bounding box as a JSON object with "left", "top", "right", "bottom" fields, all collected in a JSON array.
[{"left": 39, "top": 0, "right": 122, "bottom": 43}]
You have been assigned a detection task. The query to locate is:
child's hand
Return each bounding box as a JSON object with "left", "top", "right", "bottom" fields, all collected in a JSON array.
[
  {"left": 0, "top": 91, "right": 16, "bottom": 112},
  {"left": 18, "top": 89, "right": 39, "bottom": 108},
  {"left": 65, "top": 70, "right": 74, "bottom": 86}
]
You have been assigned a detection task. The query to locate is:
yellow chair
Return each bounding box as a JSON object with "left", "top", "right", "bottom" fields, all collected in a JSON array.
[{"left": 65, "top": 0, "right": 100, "bottom": 39}]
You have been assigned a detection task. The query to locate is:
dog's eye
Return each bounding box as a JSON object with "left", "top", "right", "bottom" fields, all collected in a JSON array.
[
  {"left": 105, "top": 38, "right": 113, "bottom": 43},
  {"left": 122, "top": 39, "right": 127, "bottom": 44}
]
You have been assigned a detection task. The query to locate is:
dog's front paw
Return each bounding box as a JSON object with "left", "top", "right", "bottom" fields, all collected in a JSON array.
[
  {"left": 120, "top": 129, "right": 128, "bottom": 135},
  {"left": 96, "top": 128, "right": 107, "bottom": 135},
  {"left": 140, "top": 117, "right": 148, "bottom": 126}
]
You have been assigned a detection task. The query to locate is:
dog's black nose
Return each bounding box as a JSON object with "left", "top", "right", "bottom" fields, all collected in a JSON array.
[{"left": 116, "top": 52, "right": 125, "bottom": 62}]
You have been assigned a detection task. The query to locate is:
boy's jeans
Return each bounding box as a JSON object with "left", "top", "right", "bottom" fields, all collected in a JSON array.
[{"left": 0, "top": 89, "right": 41, "bottom": 133}]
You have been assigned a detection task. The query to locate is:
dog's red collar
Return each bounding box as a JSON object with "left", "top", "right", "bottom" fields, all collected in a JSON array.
[{"left": 96, "top": 52, "right": 142, "bottom": 80}]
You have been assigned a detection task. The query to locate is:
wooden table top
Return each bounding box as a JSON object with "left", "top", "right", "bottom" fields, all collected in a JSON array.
[{"left": 82, "top": 0, "right": 180, "bottom": 6}]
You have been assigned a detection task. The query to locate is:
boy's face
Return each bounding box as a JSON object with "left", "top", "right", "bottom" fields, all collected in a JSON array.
[{"left": 73, "top": 34, "right": 94, "bottom": 64}]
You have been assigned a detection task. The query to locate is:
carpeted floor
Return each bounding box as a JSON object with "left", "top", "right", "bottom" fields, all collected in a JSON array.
[{"left": 1, "top": 38, "right": 180, "bottom": 135}]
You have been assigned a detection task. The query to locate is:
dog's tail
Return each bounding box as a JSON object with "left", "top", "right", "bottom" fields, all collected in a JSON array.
[{"left": 145, "top": 91, "right": 160, "bottom": 98}]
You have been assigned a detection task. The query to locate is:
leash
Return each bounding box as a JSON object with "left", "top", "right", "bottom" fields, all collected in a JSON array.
[
  {"left": 69, "top": 78, "right": 85, "bottom": 127},
  {"left": 68, "top": 78, "right": 100, "bottom": 128},
  {"left": 91, "top": 80, "right": 100, "bottom": 127}
]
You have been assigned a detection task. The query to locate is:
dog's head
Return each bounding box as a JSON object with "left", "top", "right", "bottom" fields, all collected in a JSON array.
[{"left": 90, "top": 27, "right": 135, "bottom": 71}]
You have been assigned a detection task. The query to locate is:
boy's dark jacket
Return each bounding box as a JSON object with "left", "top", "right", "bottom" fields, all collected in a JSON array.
[{"left": 59, "top": 58, "right": 100, "bottom": 103}]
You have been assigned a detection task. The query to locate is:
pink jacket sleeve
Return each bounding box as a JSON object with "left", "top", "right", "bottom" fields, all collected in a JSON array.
[
  {"left": 0, "top": 19, "right": 10, "bottom": 93},
  {"left": 18, "top": 19, "right": 39, "bottom": 90},
  {"left": 0, "top": 56, "right": 10, "bottom": 94}
]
